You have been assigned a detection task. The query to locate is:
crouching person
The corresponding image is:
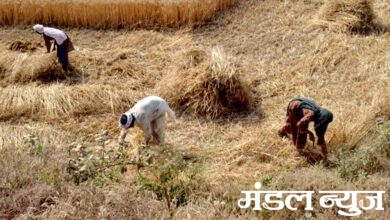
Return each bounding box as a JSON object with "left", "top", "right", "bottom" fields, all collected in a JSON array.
[
  {"left": 278, "top": 97, "right": 333, "bottom": 160},
  {"left": 33, "top": 24, "right": 74, "bottom": 73},
  {"left": 118, "top": 96, "right": 175, "bottom": 146}
]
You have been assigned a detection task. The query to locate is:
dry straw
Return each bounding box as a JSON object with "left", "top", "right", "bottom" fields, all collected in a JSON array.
[
  {"left": 0, "top": 0, "right": 237, "bottom": 29},
  {"left": 315, "top": 0, "right": 376, "bottom": 33},
  {"left": 0, "top": 84, "right": 136, "bottom": 120},
  {"left": 9, "top": 40, "right": 42, "bottom": 53},
  {"left": 155, "top": 47, "right": 254, "bottom": 119},
  {"left": 0, "top": 51, "right": 60, "bottom": 85}
]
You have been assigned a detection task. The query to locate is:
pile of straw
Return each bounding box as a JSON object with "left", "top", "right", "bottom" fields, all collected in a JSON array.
[
  {"left": 155, "top": 47, "right": 254, "bottom": 119},
  {"left": 0, "top": 51, "right": 62, "bottom": 85},
  {"left": 8, "top": 40, "right": 42, "bottom": 53},
  {"left": 0, "top": 84, "right": 135, "bottom": 120},
  {"left": 316, "top": 0, "right": 376, "bottom": 33}
]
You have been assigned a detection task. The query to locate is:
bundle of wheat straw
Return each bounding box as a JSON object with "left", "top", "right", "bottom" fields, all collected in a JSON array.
[
  {"left": 0, "top": 84, "right": 136, "bottom": 120},
  {"left": 0, "top": 51, "right": 61, "bottom": 85},
  {"left": 315, "top": 0, "right": 375, "bottom": 33},
  {"left": 155, "top": 47, "right": 254, "bottom": 119}
]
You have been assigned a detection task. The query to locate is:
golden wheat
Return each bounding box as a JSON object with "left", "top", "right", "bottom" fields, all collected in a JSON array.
[
  {"left": 0, "top": 84, "right": 138, "bottom": 120},
  {"left": 314, "top": 0, "right": 377, "bottom": 33},
  {"left": 155, "top": 47, "right": 254, "bottom": 119},
  {"left": 0, "top": 0, "right": 237, "bottom": 29}
]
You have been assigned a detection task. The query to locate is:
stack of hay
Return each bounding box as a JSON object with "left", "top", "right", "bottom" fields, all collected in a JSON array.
[
  {"left": 9, "top": 40, "right": 42, "bottom": 53},
  {"left": 316, "top": 0, "right": 376, "bottom": 33},
  {"left": 155, "top": 47, "right": 254, "bottom": 119},
  {"left": 0, "top": 50, "right": 62, "bottom": 85}
]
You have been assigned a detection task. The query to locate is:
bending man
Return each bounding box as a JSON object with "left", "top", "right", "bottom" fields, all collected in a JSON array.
[
  {"left": 33, "top": 24, "right": 74, "bottom": 73},
  {"left": 278, "top": 97, "right": 333, "bottom": 160}
]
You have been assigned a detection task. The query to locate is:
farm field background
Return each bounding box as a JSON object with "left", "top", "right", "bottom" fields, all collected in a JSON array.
[
  {"left": 0, "top": 0, "right": 237, "bottom": 28},
  {"left": 0, "top": 0, "right": 389, "bottom": 219}
]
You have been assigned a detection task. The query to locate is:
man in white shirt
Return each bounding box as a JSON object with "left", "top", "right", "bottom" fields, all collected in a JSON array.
[
  {"left": 33, "top": 24, "right": 74, "bottom": 73},
  {"left": 118, "top": 96, "right": 175, "bottom": 145}
]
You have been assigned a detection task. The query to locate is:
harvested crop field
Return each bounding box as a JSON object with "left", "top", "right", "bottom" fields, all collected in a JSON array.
[{"left": 0, "top": 0, "right": 389, "bottom": 219}]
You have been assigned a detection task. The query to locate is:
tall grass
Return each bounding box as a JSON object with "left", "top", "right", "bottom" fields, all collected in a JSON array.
[{"left": 0, "top": 0, "right": 237, "bottom": 29}]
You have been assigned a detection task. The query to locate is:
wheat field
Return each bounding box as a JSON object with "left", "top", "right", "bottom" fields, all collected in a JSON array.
[
  {"left": 0, "top": 0, "right": 237, "bottom": 29},
  {"left": 0, "top": 0, "right": 389, "bottom": 219}
]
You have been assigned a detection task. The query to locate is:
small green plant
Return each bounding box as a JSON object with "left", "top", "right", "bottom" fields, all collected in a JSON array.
[
  {"left": 66, "top": 130, "right": 133, "bottom": 185},
  {"left": 23, "top": 123, "right": 44, "bottom": 155},
  {"left": 304, "top": 212, "right": 315, "bottom": 220},
  {"left": 336, "top": 120, "right": 389, "bottom": 181},
  {"left": 337, "top": 147, "right": 379, "bottom": 181},
  {"left": 136, "top": 145, "right": 200, "bottom": 216},
  {"left": 377, "top": 120, "right": 390, "bottom": 157},
  {"left": 261, "top": 175, "right": 273, "bottom": 188},
  {"left": 40, "top": 168, "right": 57, "bottom": 185}
]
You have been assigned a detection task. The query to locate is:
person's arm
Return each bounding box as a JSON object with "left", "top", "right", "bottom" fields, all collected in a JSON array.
[
  {"left": 297, "top": 108, "right": 314, "bottom": 136},
  {"left": 118, "top": 128, "right": 127, "bottom": 145},
  {"left": 278, "top": 116, "right": 291, "bottom": 138},
  {"left": 43, "top": 34, "right": 52, "bottom": 53}
]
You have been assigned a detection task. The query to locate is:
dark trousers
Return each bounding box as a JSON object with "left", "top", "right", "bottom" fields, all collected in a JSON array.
[
  {"left": 314, "top": 108, "right": 333, "bottom": 145},
  {"left": 56, "top": 44, "right": 68, "bottom": 71}
]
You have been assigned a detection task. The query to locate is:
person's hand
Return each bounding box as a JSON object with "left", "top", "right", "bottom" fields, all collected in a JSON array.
[{"left": 278, "top": 129, "right": 288, "bottom": 138}]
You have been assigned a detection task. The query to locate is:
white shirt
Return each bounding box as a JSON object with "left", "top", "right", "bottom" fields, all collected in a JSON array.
[
  {"left": 120, "top": 96, "right": 170, "bottom": 129},
  {"left": 43, "top": 27, "right": 67, "bottom": 45},
  {"left": 127, "top": 96, "right": 167, "bottom": 122}
]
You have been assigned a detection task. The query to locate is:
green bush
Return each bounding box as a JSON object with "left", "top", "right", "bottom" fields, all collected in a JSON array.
[
  {"left": 336, "top": 120, "right": 389, "bottom": 181},
  {"left": 136, "top": 145, "right": 201, "bottom": 215}
]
